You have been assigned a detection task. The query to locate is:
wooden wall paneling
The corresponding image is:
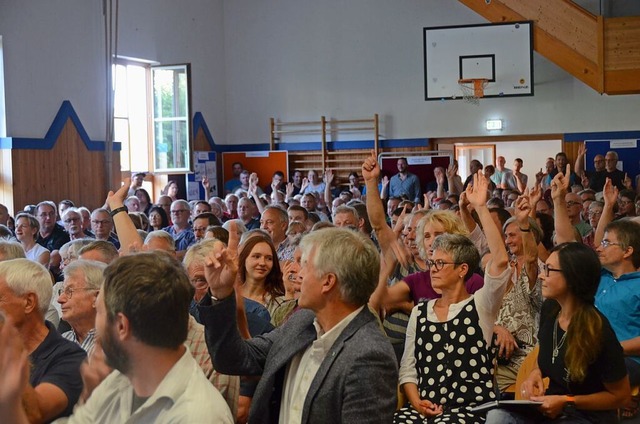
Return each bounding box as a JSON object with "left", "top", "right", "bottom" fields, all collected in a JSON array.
[
  {"left": 604, "top": 17, "right": 640, "bottom": 94},
  {"left": 11, "top": 118, "right": 120, "bottom": 212},
  {"left": 0, "top": 149, "right": 15, "bottom": 215}
]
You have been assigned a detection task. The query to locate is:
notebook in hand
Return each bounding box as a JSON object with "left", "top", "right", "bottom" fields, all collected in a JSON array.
[{"left": 470, "top": 399, "right": 543, "bottom": 414}]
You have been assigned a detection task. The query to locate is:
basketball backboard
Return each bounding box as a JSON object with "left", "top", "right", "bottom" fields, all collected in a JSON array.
[{"left": 423, "top": 21, "right": 533, "bottom": 101}]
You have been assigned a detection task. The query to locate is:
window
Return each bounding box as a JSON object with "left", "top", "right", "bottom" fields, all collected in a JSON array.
[
  {"left": 113, "top": 61, "right": 192, "bottom": 174},
  {"left": 152, "top": 64, "right": 191, "bottom": 173}
]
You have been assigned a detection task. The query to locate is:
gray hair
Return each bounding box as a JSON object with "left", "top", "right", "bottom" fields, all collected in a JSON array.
[
  {"left": 183, "top": 238, "right": 219, "bottom": 270},
  {"left": 333, "top": 205, "right": 359, "bottom": 220},
  {"left": 144, "top": 230, "right": 176, "bottom": 252},
  {"left": 61, "top": 207, "right": 82, "bottom": 222},
  {"left": 263, "top": 205, "right": 289, "bottom": 225},
  {"left": 0, "top": 259, "right": 52, "bottom": 317},
  {"left": 63, "top": 259, "right": 107, "bottom": 290},
  {"left": 222, "top": 219, "right": 247, "bottom": 235},
  {"left": 0, "top": 241, "right": 26, "bottom": 260},
  {"left": 77, "top": 240, "right": 119, "bottom": 264},
  {"left": 60, "top": 239, "right": 95, "bottom": 261},
  {"left": 299, "top": 227, "right": 379, "bottom": 306},
  {"left": 171, "top": 199, "right": 190, "bottom": 211},
  {"left": 431, "top": 233, "right": 480, "bottom": 280}
]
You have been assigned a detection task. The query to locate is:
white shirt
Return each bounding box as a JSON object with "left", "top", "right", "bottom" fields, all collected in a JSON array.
[
  {"left": 279, "top": 306, "right": 364, "bottom": 424},
  {"left": 55, "top": 348, "right": 233, "bottom": 424},
  {"left": 398, "top": 265, "right": 511, "bottom": 386}
]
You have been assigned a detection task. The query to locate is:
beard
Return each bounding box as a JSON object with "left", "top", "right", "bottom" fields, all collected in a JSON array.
[{"left": 101, "top": 325, "right": 131, "bottom": 374}]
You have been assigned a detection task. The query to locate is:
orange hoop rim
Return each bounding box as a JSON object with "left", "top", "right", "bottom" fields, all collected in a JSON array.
[{"left": 458, "top": 78, "right": 490, "bottom": 100}]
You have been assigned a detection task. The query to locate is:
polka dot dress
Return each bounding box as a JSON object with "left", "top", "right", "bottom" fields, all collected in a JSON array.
[{"left": 393, "top": 300, "right": 496, "bottom": 423}]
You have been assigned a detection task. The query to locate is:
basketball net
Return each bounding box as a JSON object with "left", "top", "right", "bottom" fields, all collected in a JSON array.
[{"left": 458, "top": 79, "right": 489, "bottom": 105}]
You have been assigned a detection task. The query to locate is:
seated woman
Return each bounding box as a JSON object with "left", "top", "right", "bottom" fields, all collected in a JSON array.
[
  {"left": 487, "top": 242, "right": 630, "bottom": 423},
  {"left": 148, "top": 205, "right": 169, "bottom": 232},
  {"left": 493, "top": 214, "right": 543, "bottom": 396},
  {"left": 394, "top": 171, "right": 512, "bottom": 424},
  {"left": 15, "top": 213, "right": 49, "bottom": 266}
]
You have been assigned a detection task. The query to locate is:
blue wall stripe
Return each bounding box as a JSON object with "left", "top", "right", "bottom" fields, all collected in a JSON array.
[
  {"left": 0, "top": 100, "right": 121, "bottom": 151},
  {"left": 564, "top": 131, "right": 640, "bottom": 142}
]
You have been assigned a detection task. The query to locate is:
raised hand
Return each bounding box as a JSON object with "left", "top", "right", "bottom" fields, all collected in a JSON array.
[
  {"left": 204, "top": 221, "right": 239, "bottom": 299},
  {"left": 446, "top": 162, "right": 458, "bottom": 179},
  {"left": 202, "top": 175, "right": 211, "bottom": 195},
  {"left": 623, "top": 173, "right": 632, "bottom": 189},
  {"left": 529, "top": 184, "right": 542, "bottom": 208},
  {"left": 381, "top": 175, "right": 389, "bottom": 187},
  {"left": 550, "top": 164, "right": 570, "bottom": 202},
  {"left": 324, "top": 169, "right": 334, "bottom": 185},
  {"left": 465, "top": 171, "right": 489, "bottom": 207},
  {"left": 535, "top": 168, "right": 544, "bottom": 184},
  {"left": 514, "top": 190, "right": 532, "bottom": 225},
  {"left": 249, "top": 172, "right": 259, "bottom": 186},
  {"left": 286, "top": 182, "right": 294, "bottom": 198},
  {"left": 301, "top": 177, "right": 310, "bottom": 193},
  {"left": 361, "top": 150, "right": 380, "bottom": 182},
  {"left": 577, "top": 141, "right": 586, "bottom": 157},
  {"left": 602, "top": 178, "right": 619, "bottom": 207},
  {"left": 435, "top": 169, "right": 445, "bottom": 186},
  {"left": 106, "top": 178, "right": 130, "bottom": 210},
  {"left": 580, "top": 172, "right": 590, "bottom": 189}
]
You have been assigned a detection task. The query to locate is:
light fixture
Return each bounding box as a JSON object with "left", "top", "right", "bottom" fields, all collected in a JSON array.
[{"left": 486, "top": 119, "right": 503, "bottom": 131}]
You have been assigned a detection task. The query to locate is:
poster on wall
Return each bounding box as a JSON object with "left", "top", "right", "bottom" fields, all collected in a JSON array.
[{"left": 187, "top": 151, "right": 217, "bottom": 201}]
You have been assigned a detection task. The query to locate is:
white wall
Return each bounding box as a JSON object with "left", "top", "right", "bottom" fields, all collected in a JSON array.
[
  {"left": 223, "top": 0, "right": 640, "bottom": 144},
  {"left": 1, "top": 0, "right": 639, "bottom": 146}
]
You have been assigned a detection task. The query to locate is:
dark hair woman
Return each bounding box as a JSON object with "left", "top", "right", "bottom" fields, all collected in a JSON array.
[
  {"left": 148, "top": 206, "right": 169, "bottom": 232},
  {"left": 488, "top": 242, "right": 630, "bottom": 423}
]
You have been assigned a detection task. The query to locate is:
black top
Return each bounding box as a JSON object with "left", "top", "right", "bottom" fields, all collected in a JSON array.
[
  {"left": 588, "top": 169, "right": 626, "bottom": 192},
  {"left": 36, "top": 223, "right": 70, "bottom": 252},
  {"left": 30, "top": 321, "right": 87, "bottom": 420},
  {"left": 538, "top": 300, "right": 627, "bottom": 397}
]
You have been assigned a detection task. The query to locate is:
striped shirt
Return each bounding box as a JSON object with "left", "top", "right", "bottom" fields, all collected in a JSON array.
[{"left": 62, "top": 328, "right": 97, "bottom": 356}]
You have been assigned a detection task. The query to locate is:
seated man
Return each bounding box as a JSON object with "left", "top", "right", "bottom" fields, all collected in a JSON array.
[
  {"left": 595, "top": 219, "right": 640, "bottom": 387},
  {"left": 58, "top": 259, "right": 106, "bottom": 355},
  {"left": 0, "top": 258, "right": 86, "bottom": 421},
  {"left": 56, "top": 252, "right": 234, "bottom": 423},
  {"left": 199, "top": 226, "right": 398, "bottom": 423}
]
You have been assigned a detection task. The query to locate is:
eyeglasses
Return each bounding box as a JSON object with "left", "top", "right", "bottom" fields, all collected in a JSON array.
[
  {"left": 170, "top": 209, "right": 189, "bottom": 215},
  {"left": 600, "top": 239, "right": 622, "bottom": 249},
  {"left": 58, "top": 286, "right": 98, "bottom": 299},
  {"left": 38, "top": 212, "right": 56, "bottom": 218},
  {"left": 64, "top": 217, "right": 81, "bottom": 223},
  {"left": 618, "top": 200, "right": 633, "bottom": 206},
  {"left": 91, "top": 220, "right": 111, "bottom": 226},
  {"left": 566, "top": 201, "right": 582, "bottom": 207},
  {"left": 541, "top": 263, "right": 563, "bottom": 277},
  {"left": 426, "top": 259, "right": 462, "bottom": 272}
]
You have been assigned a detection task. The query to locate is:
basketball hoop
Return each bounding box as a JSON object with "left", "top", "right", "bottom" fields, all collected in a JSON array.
[{"left": 458, "top": 78, "right": 489, "bottom": 105}]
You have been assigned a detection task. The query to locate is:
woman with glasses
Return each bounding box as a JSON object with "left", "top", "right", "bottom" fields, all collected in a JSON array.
[
  {"left": 14, "top": 213, "right": 49, "bottom": 266},
  {"left": 487, "top": 242, "right": 630, "bottom": 423},
  {"left": 395, "top": 172, "right": 512, "bottom": 424}
]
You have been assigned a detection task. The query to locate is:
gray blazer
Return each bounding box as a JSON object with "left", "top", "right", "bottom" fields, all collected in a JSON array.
[{"left": 199, "top": 296, "right": 398, "bottom": 424}]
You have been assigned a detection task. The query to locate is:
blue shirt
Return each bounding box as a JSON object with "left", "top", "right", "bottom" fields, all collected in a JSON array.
[
  {"left": 163, "top": 225, "right": 196, "bottom": 251},
  {"left": 596, "top": 269, "right": 640, "bottom": 364},
  {"left": 389, "top": 172, "right": 421, "bottom": 202}
]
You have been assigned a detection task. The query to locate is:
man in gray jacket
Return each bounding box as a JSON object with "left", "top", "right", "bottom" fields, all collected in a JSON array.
[{"left": 199, "top": 226, "right": 398, "bottom": 424}]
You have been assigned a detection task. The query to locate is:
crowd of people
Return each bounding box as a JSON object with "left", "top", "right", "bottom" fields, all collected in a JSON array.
[{"left": 0, "top": 144, "right": 639, "bottom": 423}]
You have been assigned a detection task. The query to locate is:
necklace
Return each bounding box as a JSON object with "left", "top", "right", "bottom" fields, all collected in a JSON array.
[{"left": 552, "top": 315, "right": 568, "bottom": 364}]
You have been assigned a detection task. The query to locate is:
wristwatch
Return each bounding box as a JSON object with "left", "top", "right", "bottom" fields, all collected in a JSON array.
[{"left": 564, "top": 395, "right": 576, "bottom": 413}]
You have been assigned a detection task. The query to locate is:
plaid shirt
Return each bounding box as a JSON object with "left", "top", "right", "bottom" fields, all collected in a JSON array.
[{"left": 186, "top": 315, "right": 239, "bottom": 419}]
